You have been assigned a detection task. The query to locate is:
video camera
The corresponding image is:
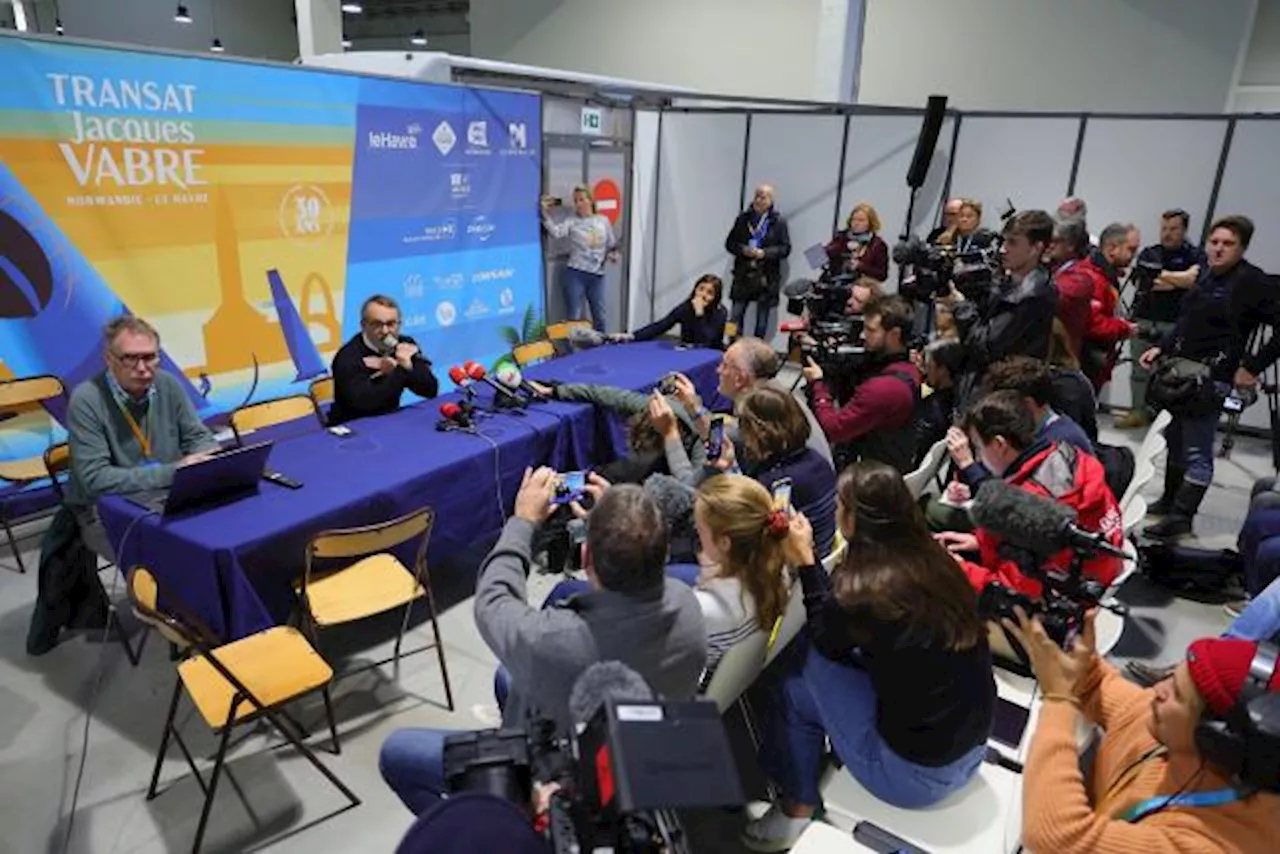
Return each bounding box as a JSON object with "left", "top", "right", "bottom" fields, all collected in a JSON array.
[
  {"left": 784, "top": 270, "right": 858, "bottom": 324},
  {"left": 893, "top": 236, "right": 1004, "bottom": 304},
  {"left": 977, "top": 569, "right": 1109, "bottom": 650},
  {"left": 444, "top": 669, "right": 743, "bottom": 854}
]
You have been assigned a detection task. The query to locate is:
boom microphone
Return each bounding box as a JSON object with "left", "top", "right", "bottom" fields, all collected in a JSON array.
[
  {"left": 466, "top": 362, "right": 525, "bottom": 405},
  {"left": 568, "top": 661, "right": 655, "bottom": 728},
  {"left": 970, "top": 479, "right": 1127, "bottom": 560},
  {"left": 568, "top": 325, "right": 608, "bottom": 350}
]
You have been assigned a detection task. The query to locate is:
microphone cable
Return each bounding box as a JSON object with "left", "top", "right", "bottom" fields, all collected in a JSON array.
[{"left": 61, "top": 507, "right": 158, "bottom": 854}]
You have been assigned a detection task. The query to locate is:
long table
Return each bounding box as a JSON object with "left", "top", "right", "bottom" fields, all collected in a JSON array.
[{"left": 98, "top": 342, "right": 722, "bottom": 641}]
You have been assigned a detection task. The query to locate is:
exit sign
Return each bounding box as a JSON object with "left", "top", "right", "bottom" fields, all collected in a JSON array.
[{"left": 580, "top": 106, "right": 604, "bottom": 135}]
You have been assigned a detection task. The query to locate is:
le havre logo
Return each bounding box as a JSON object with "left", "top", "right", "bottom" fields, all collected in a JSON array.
[
  {"left": 369, "top": 122, "right": 421, "bottom": 151},
  {"left": 433, "top": 120, "right": 457, "bottom": 156}
]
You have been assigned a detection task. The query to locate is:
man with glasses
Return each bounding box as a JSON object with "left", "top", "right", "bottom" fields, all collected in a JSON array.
[
  {"left": 329, "top": 294, "right": 439, "bottom": 425},
  {"left": 65, "top": 316, "right": 219, "bottom": 559}
]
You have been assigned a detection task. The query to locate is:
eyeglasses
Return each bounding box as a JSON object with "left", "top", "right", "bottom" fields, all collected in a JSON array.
[
  {"left": 364, "top": 318, "right": 400, "bottom": 330},
  {"left": 112, "top": 351, "right": 160, "bottom": 368}
]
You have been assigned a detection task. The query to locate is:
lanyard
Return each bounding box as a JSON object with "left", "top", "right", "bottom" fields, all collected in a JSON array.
[
  {"left": 118, "top": 400, "right": 152, "bottom": 459},
  {"left": 1119, "top": 787, "right": 1242, "bottom": 823},
  {"left": 748, "top": 212, "right": 770, "bottom": 243}
]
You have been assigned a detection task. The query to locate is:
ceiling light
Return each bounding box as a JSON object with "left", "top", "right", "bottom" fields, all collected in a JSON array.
[
  {"left": 174, "top": 4, "right": 192, "bottom": 23},
  {"left": 210, "top": 37, "right": 224, "bottom": 53},
  {"left": 55, "top": 18, "right": 65, "bottom": 35},
  {"left": 341, "top": 2, "right": 363, "bottom": 12},
  {"left": 411, "top": 29, "right": 427, "bottom": 46}
]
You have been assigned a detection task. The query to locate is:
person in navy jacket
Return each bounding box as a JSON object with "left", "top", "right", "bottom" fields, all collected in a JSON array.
[{"left": 616, "top": 274, "right": 727, "bottom": 349}]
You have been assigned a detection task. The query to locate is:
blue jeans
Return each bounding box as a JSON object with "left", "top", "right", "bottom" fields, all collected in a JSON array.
[
  {"left": 1238, "top": 507, "right": 1280, "bottom": 596},
  {"left": 731, "top": 299, "right": 771, "bottom": 339},
  {"left": 759, "top": 642, "right": 985, "bottom": 809},
  {"left": 1225, "top": 574, "right": 1280, "bottom": 643},
  {"left": 1165, "top": 411, "right": 1218, "bottom": 487},
  {"left": 563, "top": 267, "right": 606, "bottom": 333},
  {"left": 379, "top": 727, "right": 455, "bottom": 815}
]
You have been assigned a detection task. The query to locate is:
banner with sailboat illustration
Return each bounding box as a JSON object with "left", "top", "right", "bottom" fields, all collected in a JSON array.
[{"left": 0, "top": 34, "right": 545, "bottom": 482}]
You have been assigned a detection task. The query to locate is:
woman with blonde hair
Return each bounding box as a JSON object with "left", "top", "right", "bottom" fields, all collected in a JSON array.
[
  {"left": 541, "top": 185, "right": 618, "bottom": 332},
  {"left": 940, "top": 198, "right": 998, "bottom": 254},
  {"left": 825, "top": 202, "right": 888, "bottom": 282},
  {"left": 693, "top": 474, "right": 791, "bottom": 667}
]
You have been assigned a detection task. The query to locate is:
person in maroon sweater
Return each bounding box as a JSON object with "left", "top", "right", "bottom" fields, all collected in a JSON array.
[
  {"left": 803, "top": 296, "right": 921, "bottom": 474},
  {"left": 824, "top": 202, "right": 889, "bottom": 283}
]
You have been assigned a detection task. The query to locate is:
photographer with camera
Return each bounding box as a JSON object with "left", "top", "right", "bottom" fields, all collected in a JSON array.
[
  {"left": 824, "top": 202, "right": 889, "bottom": 283},
  {"left": 936, "top": 392, "right": 1122, "bottom": 598},
  {"left": 1141, "top": 216, "right": 1280, "bottom": 540},
  {"left": 803, "top": 296, "right": 921, "bottom": 475},
  {"left": 725, "top": 184, "right": 792, "bottom": 340},
  {"left": 1008, "top": 608, "right": 1279, "bottom": 854},
  {"left": 1076, "top": 223, "right": 1142, "bottom": 393},
  {"left": 379, "top": 469, "right": 706, "bottom": 815},
  {"left": 948, "top": 210, "right": 1059, "bottom": 402},
  {"left": 1120, "top": 210, "right": 1208, "bottom": 429}
]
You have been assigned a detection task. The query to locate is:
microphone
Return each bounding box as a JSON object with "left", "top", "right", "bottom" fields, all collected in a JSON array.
[
  {"left": 436, "top": 401, "right": 474, "bottom": 432},
  {"left": 568, "top": 661, "right": 655, "bottom": 728},
  {"left": 466, "top": 362, "right": 525, "bottom": 405},
  {"left": 494, "top": 364, "right": 547, "bottom": 401},
  {"left": 970, "top": 479, "right": 1127, "bottom": 560},
  {"left": 568, "top": 325, "right": 608, "bottom": 350},
  {"left": 447, "top": 364, "right": 471, "bottom": 387}
]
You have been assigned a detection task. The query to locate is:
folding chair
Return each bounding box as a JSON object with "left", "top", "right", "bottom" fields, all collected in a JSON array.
[
  {"left": 701, "top": 631, "right": 770, "bottom": 793},
  {"left": 229, "top": 395, "right": 318, "bottom": 443},
  {"left": 545, "top": 320, "right": 591, "bottom": 341},
  {"left": 513, "top": 340, "right": 556, "bottom": 367},
  {"left": 299, "top": 507, "right": 454, "bottom": 713},
  {"left": 0, "top": 375, "right": 65, "bottom": 573},
  {"left": 903, "top": 438, "right": 949, "bottom": 500},
  {"left": 128, "top": 566, "right": 357, "bottom": 854},
  {"left": 308, "top": 376, "right": 335, "bottom": 426}
]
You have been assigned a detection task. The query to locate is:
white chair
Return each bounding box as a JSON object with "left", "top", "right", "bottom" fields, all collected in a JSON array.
[
  {"left": 1122, "top": 494, "right": 1148, "bottom": 534},
  {"left": 701, "top": 631, "right": 770, "bottom": 765},
  {"left": 767, "top": 542, "right": 848, "bottom": 666},
  {"left": 1119, "top": 409, "right": 1172, "bottom": 511},
  {"left": 1094, "top": 539, "right": 1139, "bottom": 657},
  {"left": 789, "top": 821, "right": 864, "bottom": 853},
  {"left": 904, "top": 438, "right": 949, "bottom": 499}
]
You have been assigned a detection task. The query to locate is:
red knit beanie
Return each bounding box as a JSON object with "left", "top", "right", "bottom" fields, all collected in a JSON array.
[{"left": 1186, "top": 638, "right": 1276, "bottom": 716}]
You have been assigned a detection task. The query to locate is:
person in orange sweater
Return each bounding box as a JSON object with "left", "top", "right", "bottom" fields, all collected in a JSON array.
[{"left": 1007, "top": 609, "right": 1280, "bottom": 853}]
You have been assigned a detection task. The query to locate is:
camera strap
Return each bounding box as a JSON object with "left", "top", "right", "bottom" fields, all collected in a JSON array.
[{"left": 1119, "top": 787, "right": 1242, "bottom": 823}]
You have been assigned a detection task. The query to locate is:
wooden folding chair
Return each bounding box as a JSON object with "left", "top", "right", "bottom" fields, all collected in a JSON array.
[
  {"left": 513, "top": 340, "right": 556, "bottom": 367},
  {"left": 128, "top": 566, "right": 357, "bottom": 854},
  {"left": 0, "top": 375, "right": 66, "bottom": 573},
  {"left": 299, "top": 507, "right": 453, "bottom": 712},
  {"left": 229, "top": 395, "right": 317, "bottom": 443},
  {"left": 308, "top": 376, "right": 335, "bottom": 426}
]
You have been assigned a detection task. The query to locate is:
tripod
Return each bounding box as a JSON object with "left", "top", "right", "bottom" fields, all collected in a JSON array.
[{"left": 1219, "top": 325, "right": 1280, "bottom": 471}]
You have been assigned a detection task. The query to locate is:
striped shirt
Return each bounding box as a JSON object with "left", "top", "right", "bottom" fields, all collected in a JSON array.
[{"left": 695, "top": 575, "right": 758, "bottom": 669}]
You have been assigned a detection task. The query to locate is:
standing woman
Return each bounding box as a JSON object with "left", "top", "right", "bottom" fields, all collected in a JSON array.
[
  {"left": 825, "top": 202, "right": 888, "bottom": 282},
  {"left": 725, "top": 184, "right": 792, "bottom": 340},
  {"left": 541, "top": 186, "right": 618, "bottom": 333}
]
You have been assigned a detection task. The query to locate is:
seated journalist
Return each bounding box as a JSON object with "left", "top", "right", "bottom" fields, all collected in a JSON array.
[
  {"left": 379, "top": 468, "right": 706, "bottom": 815},
  {"left": 1009, "top": 610, "right": 1279, "bottom": 854},
  {"left": 329, "top": 294, "right": 438, "bottom": 425}
]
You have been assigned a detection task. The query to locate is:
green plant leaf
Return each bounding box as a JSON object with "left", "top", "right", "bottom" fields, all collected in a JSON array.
[{"left": 498, "top": 326, "right": 522, "bottom": 348}]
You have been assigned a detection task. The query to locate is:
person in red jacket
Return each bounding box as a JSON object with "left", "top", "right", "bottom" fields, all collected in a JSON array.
[
  {"left": 1048, "top": 218, "right": 1094, "bottom": 360},
  {"left": 937, "top": 391, "right": 1123, "bottom": 598},
  {"left": 1076, "top": 222, "right": 1140, "bottom": 391}
]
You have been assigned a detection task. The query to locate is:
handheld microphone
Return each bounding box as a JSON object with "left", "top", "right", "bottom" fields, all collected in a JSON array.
[
  {"left": 568, "top": 325, "right": 608, "bottom": 350},
  {"left": 466, "top": 362, "right": 525, "bottom": 405},
  {"left": 568, "top": 661, "right": 655, "bottom": 729},
  {"left": 970, "top": 479, "right": 1127, "bottom": 560},
  {"left": 494, "top": 364, "right": 547, "bottom": 401},
  {"left": 436, "top": 401, "right": 474, "bottom": 432},
  {"left": 379, "top": 333, "right": 399, "bottom": 356}
]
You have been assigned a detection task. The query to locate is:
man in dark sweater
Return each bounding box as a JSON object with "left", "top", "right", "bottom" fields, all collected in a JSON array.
[
  {"left": 329, "top": 294, "right": 438, "bottom": 424},
  {"left": 1141, "top": 216, "right": 1280, "bottom": 539}
]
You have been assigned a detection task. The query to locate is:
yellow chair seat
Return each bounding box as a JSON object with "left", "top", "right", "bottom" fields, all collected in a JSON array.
[
  {"left": 301, "top": 553, "right": 424, "bottom": 627},
  {"left": 177, "top": 626, "right": 332, "bottom": 729},
  {"left": 0, "top": 456, "right": 52, "bottom": 483}
]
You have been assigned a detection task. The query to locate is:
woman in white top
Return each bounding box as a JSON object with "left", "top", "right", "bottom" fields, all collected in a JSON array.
[
  {"left": 541, "top": 186, "right": 618, "bottom": 333},
  {"left": 692, "top": 474, "right": 791, "bottom": 668}
]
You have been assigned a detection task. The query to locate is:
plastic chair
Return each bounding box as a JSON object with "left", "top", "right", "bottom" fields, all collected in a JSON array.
[
  {"left": 1094, "top": 539, "right": 1140, "bottom": 657},
  {"left": 513, "top": 340, "right": 556, "bottom": 367},
  {"left": 1119, "top": 409, "right": 1172, "bottom": 510},
  {"left": 308, "top": 376, "right": 335, "bottom": 425},
  {"left": 766, "top": 541, "right": 846, "bottom": 666},
  {"left": 0, "top": 375, "right": 66, "bottom": 573},
  {"left": 701, "top": 631, "right": 770, "bottom": 787},
  {"left": 545, "top": 320, "right": 591, "bottom": 341},
  {"left": 1122, "top": 494, "right": 1148, "bottom": 534},
  {"left": 230, "top": 395, "right": 318, "bottom": 443},
  {"left": 128, "top": 566, "right": 358, "bottom": 853},
  {"left": 790, "top": 822, "right": 864, "bottom": 853},
  {"left": 903, "top": 438, "right": 949, "bottom": 500},
  {"left": 300, "top": 507, "right": 454, "bottom": 712}
]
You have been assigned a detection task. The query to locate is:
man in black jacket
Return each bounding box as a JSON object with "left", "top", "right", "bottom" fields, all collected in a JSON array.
[
  {"left": 329, "top": 294, "right": 439, "bottom": 424},
  {"left": 725, "top": 184, "right": 791, "bottom": 340},
  {"left": 949, "top": 209, "right": 1058, "bottom": 406},
  {"left": 1141, "top": 215, "right": 1280, "bottom": 539}
]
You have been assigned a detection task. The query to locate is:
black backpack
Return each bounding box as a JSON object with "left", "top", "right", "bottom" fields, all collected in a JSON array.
[{"left": 1139, "top": 541, "right": 1244, "bottom": 599}]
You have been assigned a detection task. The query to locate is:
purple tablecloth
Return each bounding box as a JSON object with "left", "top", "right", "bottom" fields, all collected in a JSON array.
[{"left": 98, "top": 342, "right": 722, "bottom": 641}]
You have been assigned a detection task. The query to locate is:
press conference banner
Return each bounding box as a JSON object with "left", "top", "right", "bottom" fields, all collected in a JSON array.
[{"left": 0, "top": 35, "right": 543, "bottom": 469}]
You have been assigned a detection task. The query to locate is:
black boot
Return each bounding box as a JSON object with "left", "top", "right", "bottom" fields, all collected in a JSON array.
[
  {"left": 1144, "top": 482, "right": 1208, "bottom": 540},
  {"left": 1148, "top": 464, "right": 1186, "bottom": 517}
]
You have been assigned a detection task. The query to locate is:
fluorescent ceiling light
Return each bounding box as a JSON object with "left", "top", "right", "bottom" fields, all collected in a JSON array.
[
  {"left": 210, "top": 37, "right": 224, "bottom": 53},
  {"left": 341, "top": 2, "right": 363, "bottom": 12},
  {"left": 411, "top": 29, "right": 427, "bottom": 46},
  {"left": 174, "top": 4, "right": 192, "bottom": 23}
]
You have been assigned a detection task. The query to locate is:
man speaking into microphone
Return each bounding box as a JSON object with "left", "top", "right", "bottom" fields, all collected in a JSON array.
[{"left": 329, "top": 294, "right": 439, "bottom": 425}]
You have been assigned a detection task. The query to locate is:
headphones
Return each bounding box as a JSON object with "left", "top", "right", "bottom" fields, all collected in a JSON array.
[{"left": 1193, "top": 642, "right": 1280, "bottom": 793}]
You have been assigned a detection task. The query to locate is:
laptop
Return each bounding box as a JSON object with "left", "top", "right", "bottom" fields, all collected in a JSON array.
[{"left": 126, "top": 441, "right": 274, "bottom": 518}]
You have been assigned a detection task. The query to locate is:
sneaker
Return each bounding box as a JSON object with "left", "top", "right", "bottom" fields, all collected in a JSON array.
[
  {"left": 1115, "top": 411, "right": 1150, "bottom": 430},
  {"left": 741, "top": 803, "right": 814, "bottom": 853},
  {"left": 1224, "top": 600, "right": 1249, "bottom": 620}
]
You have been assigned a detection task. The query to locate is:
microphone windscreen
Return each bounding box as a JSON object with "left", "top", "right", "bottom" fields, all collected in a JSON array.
[
  {"left": 781, "top": 278, "right": 814, "bottom": 298},
  {"left": 467, "top": 362, "right": 487, "bottom": 380},
  {"left": 495, "top": 366, "right": 521, "bottom": 388},
  {"left": 568, "top": 326, "right": 605, "bottom": 349},
  {"left": 568, "top": 661, "right": 654, "bottom": 727},
  {"left": 642, "top": 472, "right": 695, "bottom": 530},
  {"left": 440, "top": 402, "right": 460, "bottom": 418},
  {"left": 463, "top": 359, "right": 479, "bottom": 372},
  {"left": 971, "top": 479, "right": 1077, "bottom": 556},
  {"left": 447, "top": 365, "right": 467, "bottom": 384},
  {"left": 380, "top": 334, "right": 399, "bottom": 353}
]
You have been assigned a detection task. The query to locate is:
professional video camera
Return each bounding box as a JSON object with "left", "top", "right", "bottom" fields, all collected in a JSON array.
[
  {"left": 443, "top": 664, "right": 743, "bottom": 853},
  {"left": 784, "top": 270, "right": 857, "bottom": 323},
  {"left": 894, "top": 199, "right": 1016, "bottom": 304}
]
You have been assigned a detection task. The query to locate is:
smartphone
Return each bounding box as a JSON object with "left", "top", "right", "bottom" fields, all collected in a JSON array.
[
  {"left": 658, "top": 373, "right": 679, "bottom": 396},
  {"left": 705, "top": 416, "right": 726, "bottom": 460},
  {"left": 550, "top": 471, "right": 588, "bottom": 506},
  {"left": 328, "top": 425, "right": 353, "bottom": 437},
  {"left": 1223, "top": 395, "right": 1245, "bottom": 413},
  {"left": 770, "top": 477, "right": 793, "bottom": 512},
  {"left": 990, "top": 697, "right": 1031, "bottom": 750},
  {"left": 852, "top": 821, "right": 927, "bottom": 854}
]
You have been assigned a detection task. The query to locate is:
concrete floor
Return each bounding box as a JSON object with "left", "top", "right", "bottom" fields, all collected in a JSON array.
[{"left": 0, "top": 411, "right": 1269, "bottom": 854}]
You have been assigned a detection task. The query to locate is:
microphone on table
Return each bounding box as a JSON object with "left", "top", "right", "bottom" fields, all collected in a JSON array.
[
  {"left": 494, "top": 364, "right": 548, "bottom": 401},
  {"left": 466, "top": 362, "right": 526, "bottom": 407},
  {"left": 568, "top": 325, "right": 608, "bottom": 350},
  {"left": 970, "top": 479, "right": 1127, "bottom": 560},
  {"left": 568, "top": 661, "right": 655, "bottom": 729},
  {"left": 436, "top": 401, "right": 475, "bottom": 433}
]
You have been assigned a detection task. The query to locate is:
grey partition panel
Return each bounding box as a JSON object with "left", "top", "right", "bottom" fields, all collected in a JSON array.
[
  {"left": 744, "top": 113, "right": 847, "bottom": 344},
  {"left": 651, "top": 113, "right": 748, "bottom": 325},
  {"left": 1074, "top": 118, "right": 1229, "bottom": 412},
  {"left": 1211, "top": 119, "right": 1280, "bottom": 431},
  {"left": 949, "top": 117, "right": 1079, "bottom": 227},
  {"left": 839, "top": 112, "right": 951, "bottom": 288}
]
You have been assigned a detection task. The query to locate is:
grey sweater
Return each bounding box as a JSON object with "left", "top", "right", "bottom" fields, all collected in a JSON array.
[
  {"left": 66, "top": 371, "right": 219, "bottom": 506},
  {"left": 474, "top": 518, "right": 707, "bottom": 732}
]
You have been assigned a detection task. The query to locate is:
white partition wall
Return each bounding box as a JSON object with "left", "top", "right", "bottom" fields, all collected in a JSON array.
[
  {"left": 743, "top": 113, "right": 847, "bottom": 344},
  {"left": 949, "top": 117, "right": 1080, "bottom": 224},
  {"left": 649, "top": 112, "right": 747, "bottom": 325}
]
